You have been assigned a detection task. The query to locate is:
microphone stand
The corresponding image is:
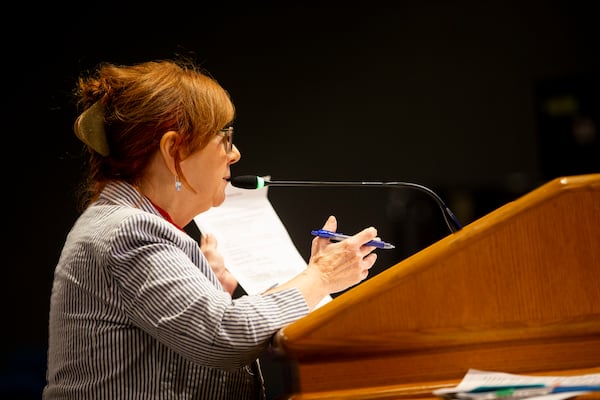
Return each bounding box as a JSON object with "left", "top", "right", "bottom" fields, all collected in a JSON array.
[{"left": 263, "top": 179, "right": 463, "bottom": 233}]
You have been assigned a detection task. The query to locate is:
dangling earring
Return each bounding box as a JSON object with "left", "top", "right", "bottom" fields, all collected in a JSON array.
[{"left": 175, "top": 176, "right": 182, "bottom": 192}]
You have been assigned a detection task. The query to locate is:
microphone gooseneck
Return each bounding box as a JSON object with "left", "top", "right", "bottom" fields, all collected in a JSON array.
[{"left": 228, "top": 175, "right": 463, "bottom": 233}]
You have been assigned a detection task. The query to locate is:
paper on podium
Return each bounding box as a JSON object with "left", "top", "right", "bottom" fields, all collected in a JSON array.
[
  {"left": 194, "top": 181, "right": 332, "bottom": 307},
  {"left": 433, "top": 369, "right": 600, "bottom": 399}
]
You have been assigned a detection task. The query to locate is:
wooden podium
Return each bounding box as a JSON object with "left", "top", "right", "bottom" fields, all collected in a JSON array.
[{"left": 272, "top": 174, "right": 600, "bottom": 399}]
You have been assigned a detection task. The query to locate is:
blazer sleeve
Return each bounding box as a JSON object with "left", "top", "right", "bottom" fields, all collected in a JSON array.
[{"left": 106, "top": 211, "right": 309, "bottom": 369}]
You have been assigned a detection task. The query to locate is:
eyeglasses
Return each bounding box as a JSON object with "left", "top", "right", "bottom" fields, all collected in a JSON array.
[{"left": 218, "top": 126, "right": 234, "bottom": 153}]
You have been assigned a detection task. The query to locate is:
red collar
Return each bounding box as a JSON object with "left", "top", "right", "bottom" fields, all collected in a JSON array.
[{"left": 148, "top": 199, "right": 184, "bottom": 231}]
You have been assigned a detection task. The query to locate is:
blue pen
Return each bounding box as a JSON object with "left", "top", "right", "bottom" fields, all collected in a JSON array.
[
  {"left": 468, "top": 385, "right": 546, "bottom": 393},
  {"left": 552, "top": 385, "right": 600, "bottom": 393},
  {"left": 311, "top": 229, "right": 395, "bottom": 249},
  {"left": 458, "top": 385, "right": 600, "bottom": 400}
]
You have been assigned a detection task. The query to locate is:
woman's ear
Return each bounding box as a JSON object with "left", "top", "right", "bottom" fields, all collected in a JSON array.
[{"left": 159, "top": 131, "right": 180, "bottom": 174}]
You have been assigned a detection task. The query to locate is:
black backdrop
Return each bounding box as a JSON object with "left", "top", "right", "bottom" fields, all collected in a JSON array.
[{"left": 3, "top": 1, "right": 599, "bottom": 398}]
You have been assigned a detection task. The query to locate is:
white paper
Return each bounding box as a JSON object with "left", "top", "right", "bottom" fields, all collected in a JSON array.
[
  {"left": 433, "top": 368, "right": 600, "bottom": 399},
  {"left": 194, "top": 180, "right": 331, "bottom": 307}
]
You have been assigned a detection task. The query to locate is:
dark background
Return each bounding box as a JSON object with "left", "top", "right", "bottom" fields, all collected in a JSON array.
[{"left": 2, "top": 1, "right": 599, "bottom": 398}]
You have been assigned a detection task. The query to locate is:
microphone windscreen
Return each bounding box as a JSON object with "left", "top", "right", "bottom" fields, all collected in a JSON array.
[{"left": 230, "top": 175, "right": 267, "bottom": 189}]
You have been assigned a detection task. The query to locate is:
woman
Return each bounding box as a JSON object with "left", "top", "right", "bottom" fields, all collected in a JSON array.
[{"left": 43, "top": 59, "right": 379, "bottom": 399}]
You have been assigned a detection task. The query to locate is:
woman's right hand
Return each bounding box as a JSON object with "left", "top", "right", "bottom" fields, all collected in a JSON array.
[
  {"left": 306, "top": 215, "right": 378, "bottom": 294},
  {"left": 264, "top": 215, "right": 378, "bottom": 309}
]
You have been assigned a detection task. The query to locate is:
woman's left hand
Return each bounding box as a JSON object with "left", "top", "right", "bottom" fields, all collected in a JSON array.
[{"left": 201, "top": 233, "right": 238, "bottom": 295}]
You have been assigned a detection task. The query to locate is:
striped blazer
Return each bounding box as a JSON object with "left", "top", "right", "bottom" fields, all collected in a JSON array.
[{"left": 43, "top": 181, "right": 309, "bottom": 399}]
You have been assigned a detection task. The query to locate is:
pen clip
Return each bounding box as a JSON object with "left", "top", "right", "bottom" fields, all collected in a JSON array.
[{"left": 311, "top": 229, "right": 337, "bottom": 239}]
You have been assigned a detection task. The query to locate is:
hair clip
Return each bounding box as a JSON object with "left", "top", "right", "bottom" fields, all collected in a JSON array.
[{"left": 73, "top": 100, "right": 110, "bottom": 156}]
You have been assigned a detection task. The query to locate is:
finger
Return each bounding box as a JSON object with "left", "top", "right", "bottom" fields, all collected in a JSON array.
[
  {"left": 322, "top": 215, "right": 337, "bottom": 231},
  {"left": 354, "top": 227, "right": 378, "bottom": 247},
  {"left": 362, "top": 253, "right": 378, "bottom": 269},
  {"left": 201, "top": 233, "right": 217, "bottom": 250},
  {"left": 312, "top": 215, "right": 338, "bottom": 250},
  {"left": 361, "top": 269, "right": 369, "bottom": 280}
]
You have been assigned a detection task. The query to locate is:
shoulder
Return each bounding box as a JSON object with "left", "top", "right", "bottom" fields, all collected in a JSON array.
[{"left": 102, "top": 206, "right": 194, "bottom": 252}]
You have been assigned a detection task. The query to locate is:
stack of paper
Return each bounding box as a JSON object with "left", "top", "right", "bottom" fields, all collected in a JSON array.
[
  {"left": 434, "top": 369, "right": 600, "bottom": 400},
  {"left": 194, "top": 180, "right": 332, "bottom": 307}
]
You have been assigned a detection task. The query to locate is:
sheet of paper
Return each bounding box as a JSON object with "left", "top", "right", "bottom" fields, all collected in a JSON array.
[
  {"left": 194, "top": 181, "right": 331, "bottom": 307},
  {"left": 433, "top": 368, "right": 600, "bottom": 398}
]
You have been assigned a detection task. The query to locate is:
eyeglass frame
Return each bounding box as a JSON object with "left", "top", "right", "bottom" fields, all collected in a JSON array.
[{"left": 217, "top": 126, "right": 234, "bottom": 153}]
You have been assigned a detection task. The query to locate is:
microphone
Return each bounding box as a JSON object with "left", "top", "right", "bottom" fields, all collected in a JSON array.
[{"left": 229, "top": 175, "right": 463, "bottom": 233}]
